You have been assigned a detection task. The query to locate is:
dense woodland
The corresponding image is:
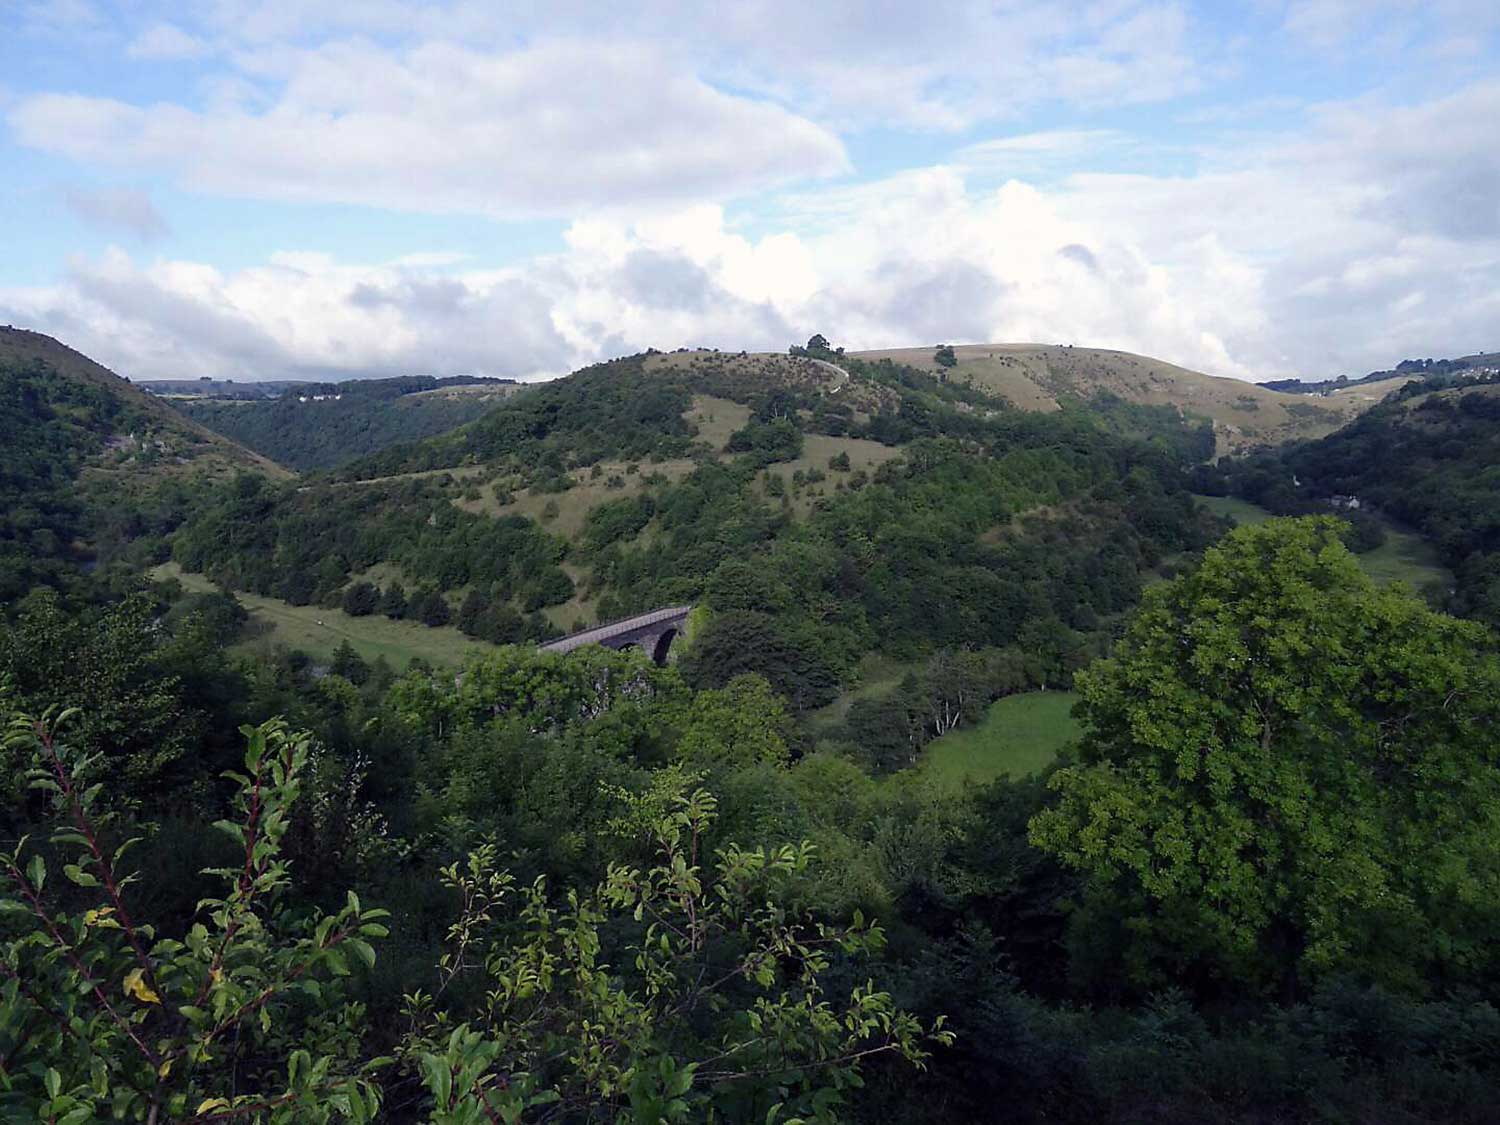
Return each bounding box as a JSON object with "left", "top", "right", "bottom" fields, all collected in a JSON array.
[{"left": 2, "top": 336, "right": 1499, "bottom": 1122}]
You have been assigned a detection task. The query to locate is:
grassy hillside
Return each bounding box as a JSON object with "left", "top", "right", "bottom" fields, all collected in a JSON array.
[
  {"left": 644, "top": 349, "right": 897, "bottom": 415},
  {"left": 169, "top": 342, "right": 1228, "bottom": 711},
  {"left": 639, "top": 344, "right": 1369, "bottom": 453},
  {"left": 154, "top": 562, "right": 494, "bottom": 668},
  {"left": 852, "top": 343, "right": 1376, "bottom": 452}
]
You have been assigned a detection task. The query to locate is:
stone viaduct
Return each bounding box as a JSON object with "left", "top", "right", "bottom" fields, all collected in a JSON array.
[{"left": 539, "top": 605, "right": 694, "bottom": 665}]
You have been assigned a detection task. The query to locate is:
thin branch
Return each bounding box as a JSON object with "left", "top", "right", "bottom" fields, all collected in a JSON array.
[{"left": 38, "top": 725, "right": 159, "bottom": 991}]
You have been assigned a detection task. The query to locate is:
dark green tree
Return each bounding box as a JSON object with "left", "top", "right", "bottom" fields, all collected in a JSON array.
[
  {"left": 456, "top": 588, "right": 491, "bottom": 636},
  {"left": 328, "top": 639, "right": 370, "bottom": 685},
  {"left": 341, "top": 580, "right": 379, "bottom": 617},
  {"left": 414, "top": 587, "right": 452, "bottom": 628},
  {"left": 380, "top": 581, "right": 408, "bottom": 619}
]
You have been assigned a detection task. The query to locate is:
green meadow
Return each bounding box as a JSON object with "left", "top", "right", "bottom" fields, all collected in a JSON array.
[{"left": 920, "top": 690, "right": 1081, "bottom": 787}]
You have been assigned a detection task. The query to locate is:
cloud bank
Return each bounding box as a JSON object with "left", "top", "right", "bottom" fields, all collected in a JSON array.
[{"left": 4, "top": 2, "right": 1498, "bottom": 382}]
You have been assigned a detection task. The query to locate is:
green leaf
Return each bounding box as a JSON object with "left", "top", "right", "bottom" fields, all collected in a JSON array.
[
  {"left": 63, "top": 864, "right": 99, "bottom": 888},
  {"left": 27, "top": 855, "right": 45, "bottom": 893},
  {"left": 347, "top": 938, "right": 376, "bottom": 969}
]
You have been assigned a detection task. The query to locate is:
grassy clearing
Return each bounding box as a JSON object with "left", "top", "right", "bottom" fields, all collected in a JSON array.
[
  {"left": 760, "top": 436, "right": 904, "bottom": 516},
  {"left": 1356, "top": 527, "right": 1451, "bottom": 591},
  {"left": 920, "top": 691, "right": 1080, "bottom": 787},
  {"left": 1194, "top": 494, "right": 1275, "bottom": 526},
  {"left": 684, "top": 395, "right": 752, "bottom": 451},
  {"left": 152, "top": 562, "right": 494, "bottom": 669}
]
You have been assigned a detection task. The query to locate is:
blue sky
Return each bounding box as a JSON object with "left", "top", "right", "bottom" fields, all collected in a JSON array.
[{"left": 3, "top": 1, "right": 1498, "bottom": 382}]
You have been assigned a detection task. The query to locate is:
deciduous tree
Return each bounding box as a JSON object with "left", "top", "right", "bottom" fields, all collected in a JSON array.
[{"left": 1030, "top": 518, "right": 1500, "bottom": 998}]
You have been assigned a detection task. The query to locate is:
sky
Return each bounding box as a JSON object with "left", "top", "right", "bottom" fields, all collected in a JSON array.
[{"left": 2, "top": 1, "right": 1498, "bottom": 383}]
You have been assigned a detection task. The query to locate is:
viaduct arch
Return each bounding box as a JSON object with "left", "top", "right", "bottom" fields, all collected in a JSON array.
[{"left": 539, "top": 605, "right": 693, "bottom": 666}]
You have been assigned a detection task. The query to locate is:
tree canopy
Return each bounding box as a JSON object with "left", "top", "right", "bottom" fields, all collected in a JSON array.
[{"left": 1032, "top": 518, "right": 1500, "bottom": 998}]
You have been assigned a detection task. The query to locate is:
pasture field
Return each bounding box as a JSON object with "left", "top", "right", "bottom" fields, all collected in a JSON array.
[
  {"left": 151, "top": 562, "right": 494, "bottom": 668},
  {"left": 920, "top": 690, "right": 1081, "bottom": 787},
  {"left": 683, "top": 395, "right": 753, "bottom": 450},
  {"left": 1357, "top": 527, "right": 1452, "bottom": 591},
  {"left": 1193, "top": 494, "right": 1275, "bottom": 526}
]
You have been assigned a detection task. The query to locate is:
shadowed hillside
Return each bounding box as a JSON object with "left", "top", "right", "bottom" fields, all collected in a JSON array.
[
  {"left": 170, "top": 374, "right": 527, "bottom": 470},
  {"left": 0, "top": 327, "right": 289, "bottom": 480},
  {"left": 0, "top": 327, "right": 287, "bottom": 598}
]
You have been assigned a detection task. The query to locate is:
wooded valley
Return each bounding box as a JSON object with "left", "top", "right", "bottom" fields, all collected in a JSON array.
[{"left": 2, "top": 329, "right": 1498, "bottom": 1122}]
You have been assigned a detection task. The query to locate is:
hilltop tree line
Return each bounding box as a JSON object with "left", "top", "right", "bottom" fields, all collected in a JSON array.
[{"left": 1260, "top": 350, "right": 1499, "bottom": 395}]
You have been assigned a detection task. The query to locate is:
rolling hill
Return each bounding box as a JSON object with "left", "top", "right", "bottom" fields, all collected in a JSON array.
[{"left": 851, "top": 343, "right": 1377, "bottom": 452}]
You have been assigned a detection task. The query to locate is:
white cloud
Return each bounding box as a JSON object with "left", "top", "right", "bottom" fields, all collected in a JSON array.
[
  {"left": 0, "top": 182, "right": 1272, "bottom": 382},
  {"left": 3, "top": 10, "right": 1497, "bottom": 389},
  {"left": 9, "top": 39, "right": 848, "bottom": 218},
  {"left": 1279, "top": 0, "right": 1500, "bottom": 56},
  {"left": 1, "top": 248, "right": 574, "bottom": 381},
  {"left": 27, "top": 1, "right": 1206, "bottom": 134},
  {"left": 954, "top": 130, "right": 1135, "bottom": 179},
  {"left": 7, "top": 70, "right": 1500, "bottom": 388}
]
